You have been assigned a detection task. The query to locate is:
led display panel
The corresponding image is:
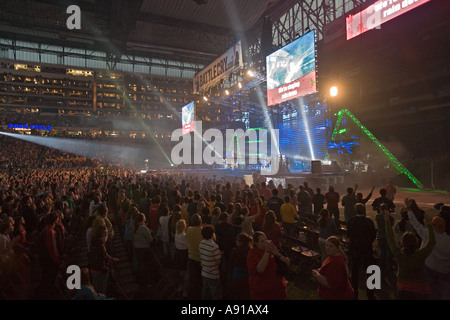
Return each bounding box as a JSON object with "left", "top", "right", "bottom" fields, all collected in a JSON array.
[
  {"left": 182, "top": 101, "right": 195, "bottom": 134},
  {"left": 346, "top": 0, "right": 431, "bottom": 40},
  {"left": 278, "top": 104, "right": 327, "bottom": 170},
  {"left": 266, "top": 30, "right": 317, "bottom": 106}
]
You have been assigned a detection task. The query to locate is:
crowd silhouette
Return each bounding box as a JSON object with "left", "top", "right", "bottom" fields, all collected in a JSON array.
[{"left": 1, "top": 140, "right": 449, "bottom": 301}]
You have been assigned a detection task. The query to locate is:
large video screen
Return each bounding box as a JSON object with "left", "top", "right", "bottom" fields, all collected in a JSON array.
[
  {"left": 182, "top": 101, "right": 195, "bottom": 134},
  {"left": 266, "top": 30, "right": 317, "bottom": 107},
  {"left": 346, "top": 0, "right": 431, "bottom": 40}
]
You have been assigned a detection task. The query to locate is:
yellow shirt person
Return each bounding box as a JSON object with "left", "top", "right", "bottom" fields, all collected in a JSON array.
[
  {"left": 281, "top": 201, "right": 298, "bottom": 224},
  {"left": 280, "top": 196, "right": 300, "bottom": 238}
]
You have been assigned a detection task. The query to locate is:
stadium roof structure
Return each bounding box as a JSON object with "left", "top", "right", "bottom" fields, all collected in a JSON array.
[{"left": 0, "top": 0, "right": 279, "bottom": 69}]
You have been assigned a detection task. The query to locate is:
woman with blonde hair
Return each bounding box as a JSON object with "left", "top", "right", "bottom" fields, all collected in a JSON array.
[
  {"left": 312, "top": 236, "right": 354, "bottom": 300},
  {"left": 174, "top": 219, "right": 188, "bottom": 272},
  {"left": 174, "top": 218, "right": 189, "bottom": 296}
]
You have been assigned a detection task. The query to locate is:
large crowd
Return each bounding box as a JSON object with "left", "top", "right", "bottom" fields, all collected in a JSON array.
[
  {"left": 0, "top": 148, "right": 449, "bottom": 300},
  {"left": 0, "top": 112, "right": 117, "bottom": 129},
  {"left": 0, "top": 136, "right": 130, "bottom": 171}
]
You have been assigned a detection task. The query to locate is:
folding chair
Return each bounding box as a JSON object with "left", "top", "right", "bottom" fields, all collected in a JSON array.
[
  {"left": 299, "top": 217, "right": 319, "bottom": 232},
  {"left": 292, "top": 229, "right": 321, "bottom": 277},
  {"left": 109, "top": 264, "right": 139, "bottom": 300},
  {"left": 148, "top": 248, "right": 181, "bottom": 300}
]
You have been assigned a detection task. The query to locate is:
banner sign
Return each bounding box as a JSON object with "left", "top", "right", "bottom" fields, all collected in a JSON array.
[
  {"left": 267, "top": 71, "right": 316, "bottom": 106},
  {"left": 193, "top": 40, "right": 243, "bottom": 94},
  {"left": 346, "top": 0, "right": 431, "bottom": 40},
  {"left": 8, "top": 124, "right": 52, "bottom": 131}
]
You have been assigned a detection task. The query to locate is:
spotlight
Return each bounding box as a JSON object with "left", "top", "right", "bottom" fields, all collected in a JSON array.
[
  {"left": 238, "top": 82, "right": 242, "bottom": 89},
  {"left": 225, "top": 89, "right": 230, "bottom": 95},
  {"left": 203, "top": 96, "right": 208, "bottom": 101},
  {"left": 330, "top": 86, "right": 338, "bottom": 97},
  {"left": 247, "top": 70, "right": 254, "bottom": 77}
]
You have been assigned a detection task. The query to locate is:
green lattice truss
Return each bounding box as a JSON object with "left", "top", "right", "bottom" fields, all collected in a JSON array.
[{"left": 330, "top": 109, "right": 424, "bottom": 190}]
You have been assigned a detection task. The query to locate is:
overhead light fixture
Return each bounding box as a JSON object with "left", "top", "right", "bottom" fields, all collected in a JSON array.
[
  {"left": 238, "top": 82, "right": 242, "bottom": 89},
  {"left": 203, "top": 96, "right": 208, "bottom": 101},
  {"left": 225, "top": 90, "right": 230, "bottom": 95},
  {"left": 247, "top": 70, "right": 254, "bottom": 77},
  {"left": 330, "top": 86, "right": 338, "bottom": 97}
]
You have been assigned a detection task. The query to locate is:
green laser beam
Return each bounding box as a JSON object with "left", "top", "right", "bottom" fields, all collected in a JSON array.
[{"left": 331, "top": 109, "right": 424, "bottom": 190}]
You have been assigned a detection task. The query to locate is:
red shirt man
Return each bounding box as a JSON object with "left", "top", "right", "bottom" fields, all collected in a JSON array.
[
  {"left": 148, "top": 196, "right": 161, "bottom": 232},
  {"left": 324, "top": 186, "right": 340, "bottom": 209},
  {"left": 324, "top": 186, "right": 341, "bottom": 223}
]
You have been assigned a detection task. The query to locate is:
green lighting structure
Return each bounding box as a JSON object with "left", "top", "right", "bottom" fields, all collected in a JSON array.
[
  {"left": 331, "top": 109, "right": 424, "bottom": 190},
  {"left": 227, "top": 133, "right": 265, "bottom": 163},
  {"left": 227, "top": 134, "right": 244, "bottom": 165}
]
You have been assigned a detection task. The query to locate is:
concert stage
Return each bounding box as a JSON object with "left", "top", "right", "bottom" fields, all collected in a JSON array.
[{"left": 160, "top": 164, "right": 347, "bottom": 191}]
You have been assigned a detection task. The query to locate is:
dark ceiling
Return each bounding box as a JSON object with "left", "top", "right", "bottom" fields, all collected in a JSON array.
[{"left": 0, "top": 0, "right": 278, "bottom": 67}]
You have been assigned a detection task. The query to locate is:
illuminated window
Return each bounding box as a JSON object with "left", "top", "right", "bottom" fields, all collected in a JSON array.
[
  {"left": 14, "top": 64, "right": 28, "bottom": 71},
  {"left": 66, "top": 69, "right": 94, "bottom": 77}
]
